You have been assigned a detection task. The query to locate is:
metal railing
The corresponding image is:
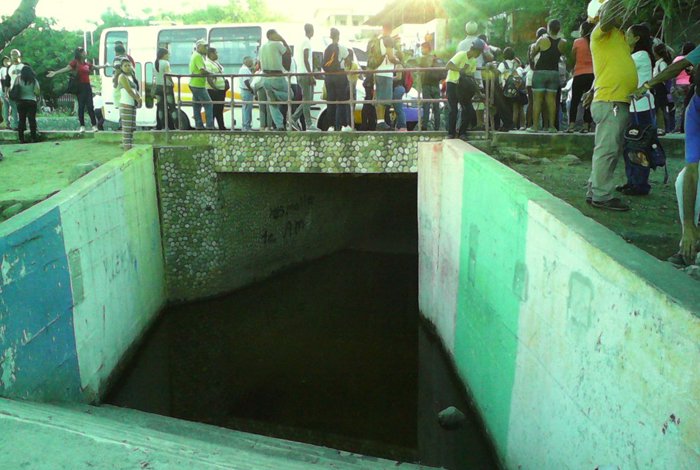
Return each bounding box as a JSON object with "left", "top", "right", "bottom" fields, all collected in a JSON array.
[{"left": 162, "top": 66, "right": 494, "bottom": 138}]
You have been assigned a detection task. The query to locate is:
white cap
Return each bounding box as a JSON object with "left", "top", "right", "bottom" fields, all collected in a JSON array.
[
  {"left": 465, "top": 22, "right": 478, "bottom": 35},
  {"left": 587, "top": 0, "right": 608, "bottom": 22},
  {"left": 195, "top": 39, "right": 208, "bottom": 47}
]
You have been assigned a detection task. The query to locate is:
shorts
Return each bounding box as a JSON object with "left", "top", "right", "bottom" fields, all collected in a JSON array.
[
  {"left": 686, "top": 95, "right": 700, "bottom": 164},
  {"left": 532, "top": 70, "right": 560, "bottom": 93},
  {"left": 375, "top": 75, "right": 393, "bottom": 102}
]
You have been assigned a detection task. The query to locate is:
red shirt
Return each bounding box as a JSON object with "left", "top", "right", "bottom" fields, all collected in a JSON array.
[
  {"left": 70, "top": 59, "right": 93, "bottom": 84},
  {"left": 572, "top": 38, "right": 593, "bottom": 76}
]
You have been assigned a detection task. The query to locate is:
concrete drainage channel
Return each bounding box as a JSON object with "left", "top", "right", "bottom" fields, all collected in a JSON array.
[{"left": 1, "top": 132, "right": 698, "bottom": 468}]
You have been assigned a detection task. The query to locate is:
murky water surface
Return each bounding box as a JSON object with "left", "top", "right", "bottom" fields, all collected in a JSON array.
[{"left": 107, "top": 251, "right": 498, "bottom": 469}]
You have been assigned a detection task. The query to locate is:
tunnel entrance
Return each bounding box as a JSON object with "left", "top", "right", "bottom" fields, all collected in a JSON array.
[{"left": 106, "top": 174, "right": 498, "bottom": 469}]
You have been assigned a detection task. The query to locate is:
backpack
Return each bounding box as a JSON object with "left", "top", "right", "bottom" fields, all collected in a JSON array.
[
  {"left": 426, "top": 57, "right": 447, "bottom": 84},
  {"left": 323, "top": 44, "right": 341, "bottom": 72},
  {"left": 366, "top": 35, "right": 386, "bottom": 70},
  {"left": 8, "top": 80, "right": 21, "bottom": 101},
  {"left": 502, "top": 61, "right": 524, "bottom": 98},
  {"left": 623, "top": 97, "right": 668, "bottom": 184}
]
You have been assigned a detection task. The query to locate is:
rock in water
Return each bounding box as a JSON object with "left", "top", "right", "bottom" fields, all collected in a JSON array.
[{"left": 438, "top": 406, "right": 466, "bottom": 430}]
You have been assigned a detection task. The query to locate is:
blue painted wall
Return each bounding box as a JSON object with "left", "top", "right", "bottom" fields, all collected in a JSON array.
[{"left": 0, "top": 207, "right": 82, "bottom": 401}]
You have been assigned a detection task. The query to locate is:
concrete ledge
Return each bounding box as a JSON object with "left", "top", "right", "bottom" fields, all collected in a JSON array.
[{"left": 418, "top": 140, "right": 700, "bottom": 468}]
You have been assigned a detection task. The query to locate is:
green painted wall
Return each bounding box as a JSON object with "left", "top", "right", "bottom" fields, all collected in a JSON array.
[{"left": 418, "top": 140, "right": 700, "bottom": 468}]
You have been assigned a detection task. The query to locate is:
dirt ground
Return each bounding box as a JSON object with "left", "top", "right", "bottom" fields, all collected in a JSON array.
[{"left": 505, "top": 155, "right": 683, "bottom": 261}]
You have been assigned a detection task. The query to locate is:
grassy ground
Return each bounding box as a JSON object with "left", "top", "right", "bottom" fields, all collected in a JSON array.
[
  {"left": 0, "top": 139, "right": 124, "bottom": 221},
  {"left": 507, "top": 157, "right": 683, "bottom": 261}
]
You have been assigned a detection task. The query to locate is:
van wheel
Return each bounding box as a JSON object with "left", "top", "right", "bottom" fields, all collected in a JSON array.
[{"left": 178, "top": 111, "right": 192, "bottom": 130}]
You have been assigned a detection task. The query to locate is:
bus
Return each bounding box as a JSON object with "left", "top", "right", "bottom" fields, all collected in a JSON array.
[{"left": 98, "top": 23, "right": 330, "bottom": 129}]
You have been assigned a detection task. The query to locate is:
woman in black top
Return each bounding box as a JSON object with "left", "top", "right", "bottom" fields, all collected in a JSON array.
[{"left": 529, "top": 19, "right": 567, "bottom": 132}]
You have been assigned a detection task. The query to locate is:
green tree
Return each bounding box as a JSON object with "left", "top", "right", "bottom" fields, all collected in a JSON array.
[
  {"left": 159, "top": 0, "right": 279, "bottom": 24},
  {"left": 0, "top": 0, "right": 40, "bottom": 50},
  {"left": 0, "top": 17, "right": 82, "bottom": 107}
]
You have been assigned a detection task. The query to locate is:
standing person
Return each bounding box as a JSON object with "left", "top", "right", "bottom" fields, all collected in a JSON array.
[
  {"left": 652, "top": 43, "right": 673, "bottom": 135},
  {"left": 529, "top": 19, "right": 567, "bottom": 133},
  {"left": 47, "top": 47, "right": 108, "bottom": 132},
  {"left": 322, "top": 28, "right": 351, "bottom": 131},
  {"left": 392, "top": 63, "right": 407, "bottom": 131},
  {"left": 446, "top": 39, "right": 484, "bottom": 139},
  {"left": 206, "top": 47, "right": 228, "bottom": 130},
  {"left": 583, "top": 0, "right": 638, "bottom": 211},
  {"left": 374, "top": 23, "right": 401, "bottom": 130},
  {"left": 291, "top": 24, "right": 317, "bottom": 131},
  {"left": 525, "top": 27, "right": 547, "bottom": 128},
  {"left": 189, "top": 39, "right": 214, "bottom": 130},
  {"left": 238, "top": 56, "right": 255, "bottom": 131},
  {"left": 0, "top": 56, "right": 11, "bottom": 129},
  {"left": 252, "top": 62, "right": 272, "bottom": 130},
  {"left": 671, "top": 42, "right": 696, "bottom": 133},
  {"left": 635, "top": 44, "right": 700, "bottom": 265},
  {"left": 93, "top": 92, "right": 105, "bottom": 131},
  {"left": 345, "top": 49, "right": 362, "bottom": 125},
  {"left": 498, "top": 48, "right": 526, "bottom": 129},
  {"left": 419, "top": 41, "right": 443, "bottom": 131},
  {"left": 259, "top": 29, "right": 292, "bottom": 131},
  {"left": 569, "top": 21, "right": 595, "bottom": 133},
  {"left": 117, "top": 59, "right": 141, "bottom": 150},
  {"left": 154, "top": 47, "right": 176, "bottom": 130},
  {"left": 7, "top": 49, "right": 25, "bottom": 131},
  {"left": 15, "top": 65, "right": 41, "bottom": 143},
  {"left": 617, "top": 23, "right": 656, "bottom": 196},
  {"left": 457, "top": 22, "right": 492, "bottom": 81}
]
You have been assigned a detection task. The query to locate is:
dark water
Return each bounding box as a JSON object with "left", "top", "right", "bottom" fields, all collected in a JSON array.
[{"left": 106, "top": 251, "right": 498, "bottom": 469}]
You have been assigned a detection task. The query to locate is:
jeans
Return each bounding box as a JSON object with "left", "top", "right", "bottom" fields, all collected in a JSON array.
[
  {"left": 676, "top": 167, "right": 700, "bottom": 231},
  {"left": 241, "top": 89, "right": 254, "bottom": 130},
  {"left": 447, "top": 81, "right": 475, "bottom": 136},
  {"left": 570, "top": 74, "right": 594, "bottom": 125},
  {"left": 256, "top": 87, "right": 272, "bottom": 128},
  {"left": 155, "top": 84, "right": 177, "bottom": 130},
  {"left": 77, "top": 83, "right": 96, "bottom": 127},
  {"left": 292, "top": 76, "right": 314, "bottom": 126},
  {"left": 672, "top": 84, "right": 690, "bottom": 132},
  {"left": 262, "top": 76, "right": 288, "bottom": 129},
  {"left": 393, "top": 85, "right": 406, "bottom": 129},
  {"left": 325, "top": 74, "right": 350, "bottom": 130},
  {"left": 208, "top": 88, "right": 227, "bottom": 129},
  {"left": 421, "top": 84, "right": 440, "bottom": 130},
  {"left": 623, "top": 111, "right": 655, "bottom": 193},
  {"left": 588, "top": 101, "right": 630, "bottom": 202},
  {"left": 1, "top": 92, "right": 9, "bottom": 127},
  {"left": 190, "top": 86, "right": 213, "bottom": 129},
  {"left": 17, "top": 99, "right": 37, "bottom": 142}
]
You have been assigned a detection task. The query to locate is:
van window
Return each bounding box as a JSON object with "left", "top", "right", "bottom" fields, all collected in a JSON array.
[
  {"left": 104, "top": 31, "right": 128, "bottom": 77},
  {"left": 209, "top": 26, "right": 262, "bottom": 71},
  {"left": 158, "top": 28, "right": 207, "bottom": 75},
  {"left": 144, "top": 62, "right": 155, "bottom": 109}
]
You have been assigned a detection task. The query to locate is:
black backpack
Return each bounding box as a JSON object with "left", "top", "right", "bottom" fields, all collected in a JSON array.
[
  {"left": 502, "top": 61, "right": 524, "bottom": 98},
  {"left": 623, "top": 97, "right": 668, "bottom": 183},
  {"left": 323, "top": 44, "right": 341, "bottom": 73}
]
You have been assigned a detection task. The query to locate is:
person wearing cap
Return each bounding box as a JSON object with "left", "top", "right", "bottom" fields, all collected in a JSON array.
[
  {"left": 445, "top": 39, "right": 484, "bottom": 139},
  {"left": 633, "top": 44, "right": 700, "bottom": 265},
  {"left": 259, "top": 29, "right": 292, "bottom": 130},
  {"left": 189, "top": 39, "right": 214, "bottom": 130},
  {"left": 582, "top": 0, "right": 637, "bottom": 212},
  {"left": 457, "top": 22, "right": 492, "bottom": 82}
]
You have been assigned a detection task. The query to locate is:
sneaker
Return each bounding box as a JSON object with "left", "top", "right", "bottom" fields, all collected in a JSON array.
[
  {"left": 307, "top": 125, "right": 320, "bottom": 131},
  {"left": 546, "top": 127, "right": 558, "bottom": 133},
  {"left": 396, "top": 128, "right": 408, "bottom": 132},
  {"left": 591, "top": 198, "right": 630, "bottom": 211},
  {"left": 446, "top": 134, "right": 457, "bottom": 139},
  {"left": 91, "top": 125, "right": 99, "bottom": 132},
  {"left": 526, "top": 127, "right": 540, "bottom": 133},
  {"left": 289, "top": 119, "right": 302, "bottom": 131},
  {"left": 667, "top": 252, "right": 688, "bottom": 268},
  {"left": 79, "top": 126, "right": 85, "bottom": 133},
  {"left": 376, "top": 122, "right": 391, "bottom": 131},
  {"left": 586, "top": 196, "right": 592, "bottom": 205},
  {"left": 620, "top": 185, "right": 649, "bottom": 196},
  {"left": 341, "top": 126, "right": 354, "bottom": 132}
]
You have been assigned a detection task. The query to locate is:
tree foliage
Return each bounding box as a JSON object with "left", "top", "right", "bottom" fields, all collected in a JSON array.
[
  {"left": 0, "top": 17, "right": 82, "bottom": 106},
  {"left": 0, "top": 0, "right": 39, "bottom": 50},
  {"left": 159, "top": 0, "right": 279, "bottom": 24}
]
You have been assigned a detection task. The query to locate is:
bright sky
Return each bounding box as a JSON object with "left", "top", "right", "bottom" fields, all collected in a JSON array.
[{"left": 0, "top": 0, "right": 388, "bottom": 30}]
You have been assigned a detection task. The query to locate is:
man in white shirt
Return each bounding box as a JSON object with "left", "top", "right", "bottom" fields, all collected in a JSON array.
[
  {"left": 290, "top": 24, "right": 317, "bottom": 130},
  {"left": 7, "top": 49, "right": 25, "bottom": 130},
  {"left": 259, "top": 29, "right": 292, "bottom": 130},
  {"left": 457, "top": 22, "right": 492, "bottom": 81},
  {"left": 238, "top": 56, "right": 255, "bottom": 130}
]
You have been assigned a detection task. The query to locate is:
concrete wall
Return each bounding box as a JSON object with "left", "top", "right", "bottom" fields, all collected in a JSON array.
[
  {"left": 418, "top": 140, "right": 700, "bottom": 469},
  {"left": 0, "top": 148, "right": 165, "bottom": 403},
  {"left": 156, "top": 143, "right": 418, "bottom": 301}
]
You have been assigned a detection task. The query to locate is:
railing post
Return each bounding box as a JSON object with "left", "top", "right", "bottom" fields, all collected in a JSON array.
[
  {"left": 177, "top": 75, "right": 182, "bottom": 130},
  {"left": 348, "top": 70, "right": 355, "bottom": 130},
  {"left": 286, "top": 73, "right": 292, "bottom": 130},
  {"left": 230, "top": 73, "right": 235, "bottom": 132},
  {"left": 164, "top": 76, "right": 169, "bottom": 137}
]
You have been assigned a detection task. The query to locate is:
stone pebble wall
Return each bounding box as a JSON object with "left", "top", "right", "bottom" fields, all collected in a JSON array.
[
  {"left": 163, "top": 131, "right": 443, "bottom": 173},
  {"left": 156, "top": 132, "right": 433, "bottom": 301}
]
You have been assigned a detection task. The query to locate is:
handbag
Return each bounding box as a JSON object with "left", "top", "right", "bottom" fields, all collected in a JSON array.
[{"left": 8, "top": 80, "right": 21, "bottom": 101}]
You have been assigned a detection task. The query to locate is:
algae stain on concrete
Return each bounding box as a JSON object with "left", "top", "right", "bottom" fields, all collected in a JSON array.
[{"left": 0, "top": 346, "right": 16, "bottom": 389}]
